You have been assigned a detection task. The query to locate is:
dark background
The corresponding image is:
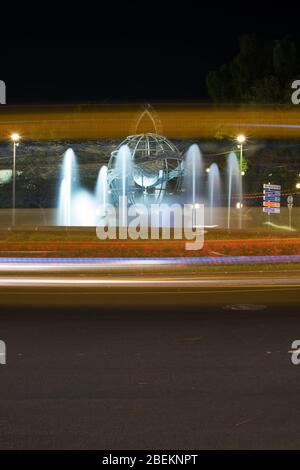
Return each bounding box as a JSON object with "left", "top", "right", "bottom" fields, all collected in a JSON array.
[{"left": 2, "top": 3, "right": 300, "bottom": 104}]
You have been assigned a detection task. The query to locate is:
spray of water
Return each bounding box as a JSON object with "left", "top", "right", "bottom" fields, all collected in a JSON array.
[
  {"left": 227, "top": 152, "right": 242, "bottom": 229},
  {"left": 57, "top": 148, "right": 78, "bottom": 226},
  {"left": 71, "top": 190, "right": 97, "bottom": 226},
  {"left": 56, "top": 144, "right": 243, "bottom": 230},
  {"left": 208, "top": 163, "right": 221, "bottom": 225},
  {"left": 95, "top": 165, "right": 108, "bottom": 213},
  {"left": 184, "top": 144, "right": 203, "bottom": 206},
  {"left": 114, "top": 145, "right": 132, "bottom": 226}
]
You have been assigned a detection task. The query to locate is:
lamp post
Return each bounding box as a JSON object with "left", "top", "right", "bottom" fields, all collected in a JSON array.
[
  {"left": 11, "top": 133, "right": 20, "bottom": 226},
  {"left": 237, "top": 134, "right": 246, "bottom": 170},
  {"left": 236, "top": 134, "right": 246, "bottom": 229}
]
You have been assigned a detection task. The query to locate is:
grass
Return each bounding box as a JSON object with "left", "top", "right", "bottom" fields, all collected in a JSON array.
[
  {"left": 0, "top": 227, "right": 299, "bottom": 242},
  {"left": 0, "top": 228, "right": 299, "bottom": 268}
]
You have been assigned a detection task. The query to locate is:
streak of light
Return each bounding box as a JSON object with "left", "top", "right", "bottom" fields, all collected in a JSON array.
[
  {"left": 264, "top": 222, "right": 297, "bottom": 231},
  {"left": 0, "top": 276, "right": 300, "bottom": 288},
  {"left": 0, "top": 254, "right": 298, "bottom": 271},
  {"left": 2, "top": 105, "right": 300, "bottom": 140}
]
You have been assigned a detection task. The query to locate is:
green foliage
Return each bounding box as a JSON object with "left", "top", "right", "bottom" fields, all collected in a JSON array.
[
  {"left": 206, "top": 35, "right": 300, "bottom": 104},
  {"left": 206, "top": 64, "right": 236, "bottom": 102},
  {"left": 273, "top": 36, "right": 297, "bottom": 82},
  {"left": 241, "top": 155, "right": 248, "bottom": 174}
]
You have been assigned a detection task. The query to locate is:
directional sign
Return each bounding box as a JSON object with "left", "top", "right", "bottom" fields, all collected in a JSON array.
[
  {"left": 263, "top": 196, "right": 281, "bottom": 202},
  {"left": 263, "top": 184, "right": 281, "bottom": 190},
  {"left": 263, "top": 183, "right": 281, "bottom": 214},
  {"left": 263, "top": 201, "right": 280, "bottom": 208},
  {"left": 263, "top": 190, "right": 281, "bottom": 197},
  {"left": 263, "top": 207, "right": 280, "bottom": 214}
]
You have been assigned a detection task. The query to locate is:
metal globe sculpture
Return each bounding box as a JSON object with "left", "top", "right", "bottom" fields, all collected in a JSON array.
[{"left": 108, "top": 133, "right": 184, "bottom": 205}]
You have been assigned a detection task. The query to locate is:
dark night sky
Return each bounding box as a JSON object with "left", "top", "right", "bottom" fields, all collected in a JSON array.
[{"left": 2, "top": 3, "right": 300, "bottom": 104}]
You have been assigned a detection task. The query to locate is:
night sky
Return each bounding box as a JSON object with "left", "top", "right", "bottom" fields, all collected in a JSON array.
[{"left": 2, "top": 4, "right": 300, "bottom": 104}]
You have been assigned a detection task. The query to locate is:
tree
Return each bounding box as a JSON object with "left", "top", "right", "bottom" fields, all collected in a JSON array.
[{"left": 206, "top": 35, "right": 300, "bottom": 104}]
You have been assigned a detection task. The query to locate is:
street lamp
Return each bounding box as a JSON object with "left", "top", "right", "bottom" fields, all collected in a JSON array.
[
  {"left": 236, "top": 135, "right": 246, "bottom": 229},
  {"left": 10, "top": 133, "right": 20, "bottom": 226},
  {"left": 237, "top": 134, "right": 246, "bottom": 174}
]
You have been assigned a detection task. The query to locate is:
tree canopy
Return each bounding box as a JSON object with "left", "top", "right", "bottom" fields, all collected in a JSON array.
[{"left": 206, "top": 35, "right": 300, "bottom": 104}]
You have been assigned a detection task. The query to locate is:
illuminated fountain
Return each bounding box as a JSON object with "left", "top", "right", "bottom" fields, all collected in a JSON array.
[
  {"left": 108, "top": 134, "right": 183, "bottom": 207},
  {"left": 71, "top": 190, "right": 96, "bottom": 227},
  {"left": 57, "top": 148, "right": 78, "bottom": 226},
  {"left": 227, "top": 152, "right": 242, "bottom": 229},
  {"left": 208, "top": 163, "right": 221, "bottom": 226},
  {"left": 56, "top": 140, "right": 242, "bottom": 230},
  {"left": 57, "top": 148, "right": 104, "bottom": 227},
  {"left": 114, "top": 145, "right": 132, "bottom": 226},
  {"left": 95, "top": 165, "right": 109, "bottom": 224},
  {"left": 184, "top": 144, "right": 203, "bottom": 207},
  {"left": 183, "top": 144, "right": 204, "bottom": 227}
]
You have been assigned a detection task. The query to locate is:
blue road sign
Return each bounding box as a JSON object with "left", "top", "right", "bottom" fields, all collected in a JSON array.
[
  {"left": 263, "top": 183, "right": 281, "bottom": 213},
  {"left": 263, "top": 207, "right": 280, "bottom": 214},
  {"left": 263, "top": 196, "right": 281, "bottom": 202},
  {"left": 263, "top": 190, "right": 281, "bottom": 197}
]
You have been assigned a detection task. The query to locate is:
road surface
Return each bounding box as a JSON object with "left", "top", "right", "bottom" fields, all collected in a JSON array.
[{"left": 0, "top": 269, "right": 299, "bottom": 449}]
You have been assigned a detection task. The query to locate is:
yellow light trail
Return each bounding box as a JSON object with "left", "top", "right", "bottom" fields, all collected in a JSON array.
[{"left": 0, "top": 104, "right": 300, "bottom": 140}]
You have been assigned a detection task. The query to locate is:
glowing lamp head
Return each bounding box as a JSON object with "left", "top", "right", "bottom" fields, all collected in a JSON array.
[
  {"left": 11, "top": 133, "right": 20, "bottom": 143},
  {"left": 237, "top": 134, "right": 246, "bottom": 144},
  {"left": 296, "top": 183, "right": 300, "bottom": 189},
  {"left": 241, "top": 171, "right": 245, "bottom": 176},
  {"left": 206, "top": 168, "right": 210, "bottom": 173},
  {"left": 236, "top": 202, "right": 243, "bottom": 209}
]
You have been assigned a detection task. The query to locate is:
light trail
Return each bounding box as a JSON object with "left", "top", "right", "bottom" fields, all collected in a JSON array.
[
  {"left": 0, "top": 276, "right": 299, "bottom": 288},
  {"left": 1, "top": 105, "right": 300, "bottom": 140},
  {"left": 0, "top": 254, "right": 298, "bottom": 271}
]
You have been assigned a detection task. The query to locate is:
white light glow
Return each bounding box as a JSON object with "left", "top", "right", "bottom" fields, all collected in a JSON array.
[{"left": 237, "top": 134, "right": 246, "bottom": 144}]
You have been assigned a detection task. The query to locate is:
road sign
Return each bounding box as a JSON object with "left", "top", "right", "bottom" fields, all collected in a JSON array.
[
  {"left": 263, "top": 190, "right": 281, "bottom": 196},
  {"left": 263, "top": 183, "right": 281, "bottom": 190},
  {"left": 287, "top": 195, "right": 293, "bottom": 205},
  {"left": 263, "top": 196, "right": 281, "bottom": 202},
  {"left": 263, "top": 201, "right": 280, "bottom": 208},
  {"left": 263, "top": 183, "right": 281, "bottom": 214},
  {"left": 263, "top": 207, "right": 280, "bottom": 214}
]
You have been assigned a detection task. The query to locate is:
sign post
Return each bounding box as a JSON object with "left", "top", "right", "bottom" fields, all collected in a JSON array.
[
  {"left": 287, "top": 195, "right": 293, "bottom": 230},
  {"left": 263, "top": 184, "right": 281, "bottom": 228}
]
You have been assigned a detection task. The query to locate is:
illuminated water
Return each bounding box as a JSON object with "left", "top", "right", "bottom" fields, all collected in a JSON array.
[
  {"left": 114, "top": 145, "right": 132, "bottom": 226},
  {"left": 57, "top": 145, "right": 242, "bottom": 229},
  {"left": 57, "top": 148, "right": 78, "bottom": 226},
  {"left": 57, "top": 149, "right": 108, "bottom": 227},
  {"left": 71, "top": 190, "right": 97, "bottom": 226},
  {"left": 208, "top": 163, "right": 221, "bottom": 226},
  {"left": 184, "top": 144, "right": 203, "bottom": 207},
  {"left": 95, "top": 165, "right": 109, "bottom": 224},
  {"left": 227, "top": 152, "right": 242, "bottom": 229}
]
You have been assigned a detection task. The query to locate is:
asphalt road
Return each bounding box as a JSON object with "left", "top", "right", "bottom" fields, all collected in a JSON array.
[{"left": 0, "top": 276, "right": 300, "bottom": 449}]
